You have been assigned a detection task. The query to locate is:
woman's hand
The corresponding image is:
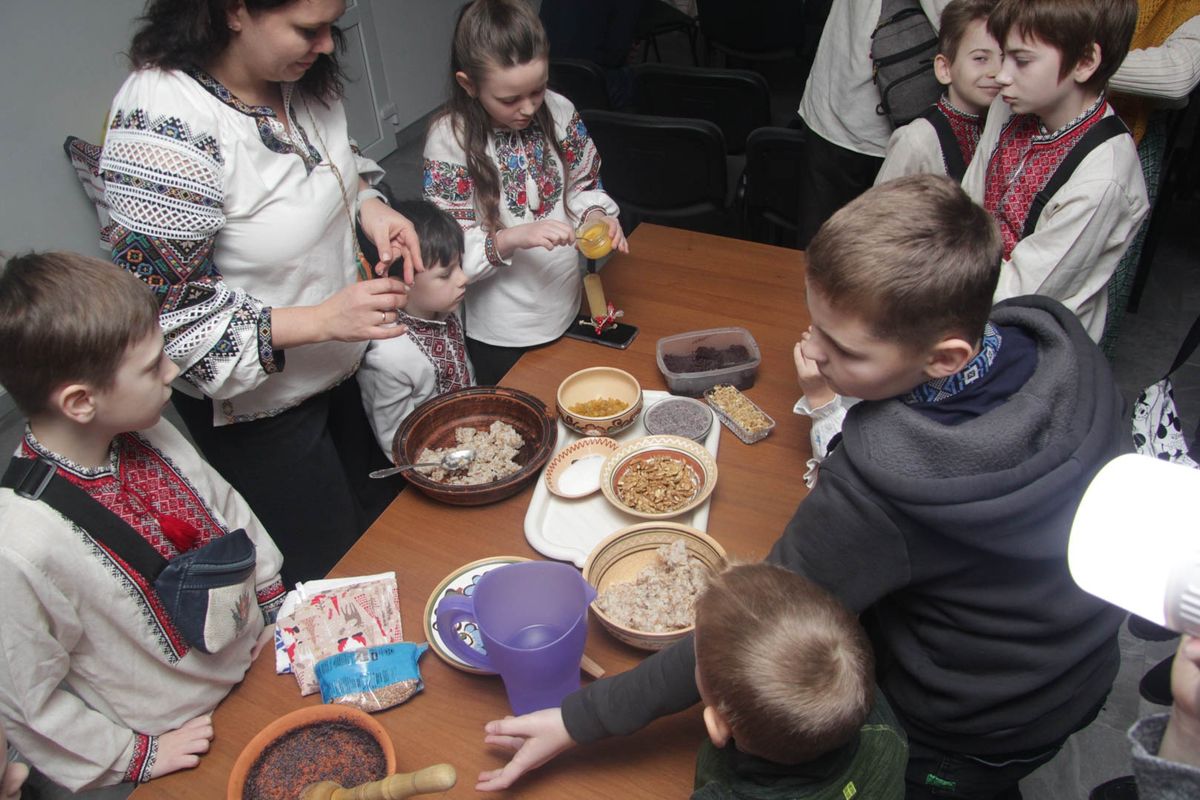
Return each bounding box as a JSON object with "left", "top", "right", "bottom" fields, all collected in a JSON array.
[
  {"left": 476, "top": 708, "right": 575, "bottom": 791},
  {"left": 149, "top": 715, "right": 214, "bottom": 779},
  {"left": 359, "top": 198, "right": 424, "bottom": 283},
  {"left": 586, "top": 212, "right": 629, "bottom": 254},
  {"left": 496, "top": 220, "right": 576, "bottom": 258},
  {"left": 795, "top": 333, "right": 834, "bottom": 408},
  {"left": 272, "top": 277, "right": 410, "bottom": 349}
]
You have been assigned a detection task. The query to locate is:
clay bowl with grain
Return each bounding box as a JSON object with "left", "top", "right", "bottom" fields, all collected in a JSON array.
[
  {"left": 556, "top": 366, "right": 643, "bottom": 437},
  {"left": 583, "top": 521, "right": 727, "bottom": 650},
  {"left": 600, "top": 434, "right": 718, "bottom": 520},
  {"left": 228, "top": 704, "right": 395, "bottom": 800},
  {"left": 393, "top": 387, "right": 557, "bottom": 506}
]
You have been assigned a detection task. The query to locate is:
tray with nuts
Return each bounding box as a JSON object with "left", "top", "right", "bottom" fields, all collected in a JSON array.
[{"left": 704, "top": 384, "right": 775, "bottom": 444}]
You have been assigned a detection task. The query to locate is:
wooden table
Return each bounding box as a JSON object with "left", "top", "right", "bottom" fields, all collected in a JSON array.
[{"left": 133, "top": 224, "right": 813, "bottom": 799}]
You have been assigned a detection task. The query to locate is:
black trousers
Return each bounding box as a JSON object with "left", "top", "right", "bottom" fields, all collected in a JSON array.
[
  {"left": 172, "top": 376, "right": 403, "bottom": 587},
  {"left": 795, "top": 121, "right": 885, "bottom": 249}
]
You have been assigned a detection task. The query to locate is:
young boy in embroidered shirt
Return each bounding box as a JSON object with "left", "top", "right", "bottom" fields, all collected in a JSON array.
[
  {"left": 875, "top": 0, "right": 1001, "bottom": 184},
  {"left": 690, "top": 563, "right": 907, "bottom": 800},
  {"left": 963, "top": 0, "right": 1148, "bottom": 343},
  {"left": 474, "top": 176, "right": 1131, "bottom": 800},
  {"left": 358, "top": 200, "right": 474, "bottom": 458},
  {"left": 0, "top": 253, "right": 285, "bottom": 795}
]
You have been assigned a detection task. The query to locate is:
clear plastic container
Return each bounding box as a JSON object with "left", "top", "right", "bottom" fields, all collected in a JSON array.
[
  {"left": 704, "top": 385, "right": 776, "bottom": 444},
  {"left": 655, "top": 327, "right": 761, "bottom": 397}
]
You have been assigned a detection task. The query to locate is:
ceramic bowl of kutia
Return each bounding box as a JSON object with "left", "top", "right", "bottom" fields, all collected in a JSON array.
[
  {"left": 583, "top": 521, "right": 726, "bottom": 650},
  {"left": 556, "top": 366, "right": 643, "bottom": 437},
  {"left": 393, "top": 387, "right": 557, "bottom": 506}
]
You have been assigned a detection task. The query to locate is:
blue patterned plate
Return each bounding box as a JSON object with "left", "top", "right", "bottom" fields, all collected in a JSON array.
[{"left": 422, "top": 555, "right": 530, "bottom": 675}]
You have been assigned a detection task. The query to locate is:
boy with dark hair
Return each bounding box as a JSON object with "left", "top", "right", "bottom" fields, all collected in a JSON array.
[
  {"left": 692, "top": 563, "right": 906, "bottom": 800},
  {"left": 474, "top": 176, "right": 1131, "bottom": 800},
  {"left": 0, "top": 253, "right": 284, "bottom": 795},
  {"left": 964, "top": 0, "right": 1148, "bottom": 343},
  {"left": 358, "top": 199, "right": 473, "bottom": 457},
  {"left": 876, "top": 0, "right": 1001, "bottom": 183}
]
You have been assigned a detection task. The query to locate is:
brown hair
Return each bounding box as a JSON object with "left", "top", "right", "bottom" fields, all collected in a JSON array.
[
  {"left": 128, "top": 0, "right": 345, "bottom": 101},
  {"left": 694, "top": 563, "right": 874, "bottom": 764},
  {"left": 988, "top": 0, "right": 1137, "bottom": 91},
  {"left": 0, "top": 252, "right": 160, "bottom": 416},
  {"left": 938, "top": 0, "right": 997, "bottom": 61},
  {"left": 806, "top": 175, "right": 1001, "bottom": 349},
  {"left": 435, "top": 0, "right": 565, "bottom": 232}
]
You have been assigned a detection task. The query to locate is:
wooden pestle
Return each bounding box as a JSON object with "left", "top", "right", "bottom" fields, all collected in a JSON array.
[{"left": 300, "top": 763, "right": 457, "bottom": 800}]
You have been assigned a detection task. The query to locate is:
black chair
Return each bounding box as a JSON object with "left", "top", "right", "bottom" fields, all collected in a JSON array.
[
  {"left": 628, "top": 63, "right": 769, "bottom": 154},
  {"left": 635, "top": 0, "right": 698, "bottom": 65},
  {"left": 740, "top": 127, "right": 805, "bottom": 248},
  {"left": 549, "top": 59, "right": 611, "bottom": 111},
  {"left": 582, "top": 109, "right": 732, "bottom": 235},
  {"left": 694, "top": 0, "right": 806, "bottom": 66}
]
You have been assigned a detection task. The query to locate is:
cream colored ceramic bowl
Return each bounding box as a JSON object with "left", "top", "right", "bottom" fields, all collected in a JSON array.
[
  {"left": 600, "top": 434, "right": 718, "bottom": 520},
  {"left": 556, "top": 367, "right": 643, "bottom": 437},
  {"left": 543, "top": 437, "right": 621, "bottom": 498},
  {"left": 583, "top": 522, "right": 726, "bottom": 650}
]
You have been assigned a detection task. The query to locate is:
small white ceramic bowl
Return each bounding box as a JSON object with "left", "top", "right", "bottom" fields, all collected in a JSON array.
[{"left": 543, "top": 437, "right": 620, "bottom": 499}]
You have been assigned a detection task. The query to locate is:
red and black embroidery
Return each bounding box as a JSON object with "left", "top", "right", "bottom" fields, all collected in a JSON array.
[{"left": 399, "top": 311, "right": 473, "bottom": 395}]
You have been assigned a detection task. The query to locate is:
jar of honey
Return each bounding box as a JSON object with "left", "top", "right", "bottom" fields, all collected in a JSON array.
[{"left": 576, "top": 220, "right": 613, "bottom": 259}]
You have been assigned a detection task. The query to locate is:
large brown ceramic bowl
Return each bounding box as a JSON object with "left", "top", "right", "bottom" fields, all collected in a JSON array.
[
  {"left": 227, "top": 704, "right": 395, "bottom": 800},
  {"left": 392, "top": 387, "right": 557, "bottom": 506}
]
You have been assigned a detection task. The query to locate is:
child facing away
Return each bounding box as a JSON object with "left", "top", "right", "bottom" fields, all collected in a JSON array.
[
  {"left": 0, "top": 253, "right": 284, "bottom": 795},
  {"left": 423, "top": 0, "right": 628, "bottom": 386},
  {"left": 473, "top": 176, "right": 1132, "bottom": 800},
  {"left": 358, "top": 200, "right": 474, "bottom": 457},
  {"left": 875, "top": 0, "right": 1001, "bottom": 184},
  {"left": 691, "top": 563, "right": 907, "bottom": 800},
  {"left": 963, "top": 0, "right": 1149, "bottom": 343}
]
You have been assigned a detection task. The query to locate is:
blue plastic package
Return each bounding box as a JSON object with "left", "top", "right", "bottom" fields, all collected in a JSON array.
[{"left": 315, "top": 642, "right": 428, "bottom": 712}]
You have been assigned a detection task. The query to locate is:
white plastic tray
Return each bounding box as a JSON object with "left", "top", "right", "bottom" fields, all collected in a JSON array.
[{"left": 523, "top": 390, "right": 721, "bottom": 567}]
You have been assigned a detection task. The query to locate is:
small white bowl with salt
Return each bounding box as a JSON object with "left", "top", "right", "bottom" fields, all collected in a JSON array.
[{"left": 544, "top": 437, "right": 621, "bottom": 499}]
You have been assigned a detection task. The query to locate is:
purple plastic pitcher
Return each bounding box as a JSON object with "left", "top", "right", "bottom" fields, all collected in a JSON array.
[{"left": 435, "top": 561, "right": 596, "bottom": 714}]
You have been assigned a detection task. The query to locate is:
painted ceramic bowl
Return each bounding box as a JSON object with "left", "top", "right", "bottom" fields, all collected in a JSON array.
[
  {"left": 583, "top": 522, "right": 726, "bottom": 650},
  {"left": 599, "top": 434, "right": 718, "bottom": 520},
  {"left": 556, "top": 367, "right": 643, "bottom": 437},
  {"left": 543, "top": 437, "right": 621, "bottom": 499},
  {"left": 393, "top": 387, "right": 557, "bottom": 506}
]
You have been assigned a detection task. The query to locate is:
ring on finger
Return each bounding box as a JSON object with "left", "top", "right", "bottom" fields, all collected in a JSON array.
[{"left": 380, "top": 311, "right": 386, "bottom": 324}]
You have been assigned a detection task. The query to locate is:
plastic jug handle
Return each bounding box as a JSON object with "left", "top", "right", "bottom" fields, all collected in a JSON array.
[{"left": 434, "top": 594, "right": 492, "bottom": 671}]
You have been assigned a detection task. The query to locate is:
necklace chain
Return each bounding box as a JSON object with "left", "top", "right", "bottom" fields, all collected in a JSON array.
[{"left": 302, "top": 95, "right": 372, "bottom": 281}]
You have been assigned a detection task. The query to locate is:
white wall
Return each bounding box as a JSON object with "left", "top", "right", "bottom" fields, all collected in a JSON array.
[
  {"left": 0, "top": 0, "right": 147, "bottom": 256},
  {"left": 371, "top": 0, "right": 463, "bottom": 134}
]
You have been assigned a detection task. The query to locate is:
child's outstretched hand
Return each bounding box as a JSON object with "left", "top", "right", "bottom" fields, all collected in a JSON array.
[
  {"left": 476, "top": 708, "right": 574, "bottom": 791},
  {"left": 500, "top": 220, "right": 576, "bottom": 254},
  {"left": 149, "top": 715, "right": 214, "bottom": 779},
  {"left": 795, "top": 333, "right": 834, "bottom": 408}
]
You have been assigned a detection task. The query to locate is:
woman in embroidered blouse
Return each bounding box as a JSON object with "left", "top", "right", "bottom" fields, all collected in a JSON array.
[
  {"left": 101, "top": 0, "right": 421, "bottom": 585},
  {"left": 423, "top": 0, "right": 627, "bottom": 385}
]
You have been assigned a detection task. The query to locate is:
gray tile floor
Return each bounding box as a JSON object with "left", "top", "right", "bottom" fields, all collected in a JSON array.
[{"left": 2, "top": 29, "right": 1196, "bottom": 799}]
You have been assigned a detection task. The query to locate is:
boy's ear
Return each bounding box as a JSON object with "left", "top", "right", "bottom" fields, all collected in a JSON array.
[
  {"left": 923, "top": 336, "right": 976, "bottom": 380},
  {"left": 703, "top": 705, "right": 732, "bottom": 749},
  {"left": 226, "top": 1, "right": 247, "bottom": 32},
  {"left": 454, "top": 71, "right": 477, "bottom": 98},
  {"left": 51, "top": 383, "right": 99, "bottom": 425},
  {"left": 933, "top": 53, "right": 953, "bottom": 87},
  {"left": 1071, "top": 42, "right": 1102, "bottom": 85}
]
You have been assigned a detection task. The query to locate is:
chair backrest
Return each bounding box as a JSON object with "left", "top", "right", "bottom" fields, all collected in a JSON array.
[
  {"left": 695, "top": 0, "right": 806, "bottom": 60},
  {"left": 741, "top": 126, "right": 805, "bottom": 247},
  {"left": 582, "top": 109, "right": 727, "bottom": 220},
  {"left": 629, "top": 63, "right": 769, "bottom": 154},
  {"left": 549, "top": 59, "right": 611, "bottom": 112}
]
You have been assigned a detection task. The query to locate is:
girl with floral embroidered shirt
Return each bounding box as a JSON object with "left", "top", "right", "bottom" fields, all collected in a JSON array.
[
  {"left": 423, "top": 0, "right": 627, "bottom": 385},
  {"left": 101, "top": 0, "right": 424, "bottom": 585}
]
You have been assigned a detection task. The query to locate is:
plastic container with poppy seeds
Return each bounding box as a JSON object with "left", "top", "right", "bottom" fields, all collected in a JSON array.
[{"left": 655, "top": 327, "right": 761, "bottom": 397}]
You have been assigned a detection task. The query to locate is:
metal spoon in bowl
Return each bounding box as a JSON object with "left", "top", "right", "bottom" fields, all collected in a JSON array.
[{"left": 369, "top": 447, "right": 476, "bottom": 479}]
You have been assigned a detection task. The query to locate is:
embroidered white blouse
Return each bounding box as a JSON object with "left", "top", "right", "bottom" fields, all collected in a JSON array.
[
  {"left": 101, "top": 68, "right": 382, "bottom": 426},
  {"left": 0, "top": 420, "right": 283, "bottom": 791},
  {"left": 422, "top": 91, "right": 619, "bottom": 347}
]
